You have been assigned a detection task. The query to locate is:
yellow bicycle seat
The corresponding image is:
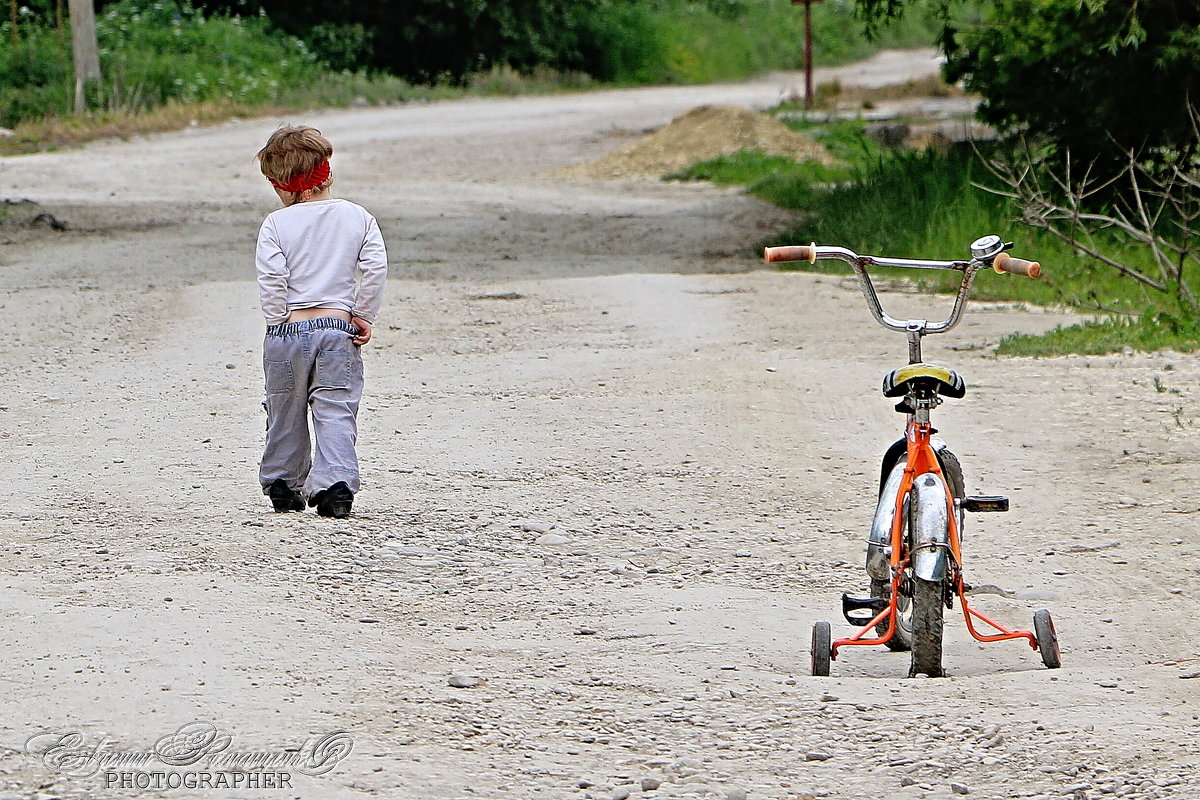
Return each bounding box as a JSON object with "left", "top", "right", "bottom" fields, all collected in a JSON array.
[{"left": 882, "top": 363, "right": 966, "bottom": 399}]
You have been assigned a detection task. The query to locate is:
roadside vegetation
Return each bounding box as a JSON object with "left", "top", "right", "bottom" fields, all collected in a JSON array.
[
  {"left": 670, "top": 0, "right": 1200, "bottom": 357},
  {"left": 681, "top": 112, "right": 1200, "bottom": 356},
  {"left": 0, "top": 0, "right": 942, "bottom": 155}
]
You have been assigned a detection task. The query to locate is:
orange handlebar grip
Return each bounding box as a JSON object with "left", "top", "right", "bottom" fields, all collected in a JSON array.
[
  {"left": 764, "top": 244, "right": 816, "bottom": 264},
  {"left": 993, "top": 252, "right": 1042, "bottom": 278}
]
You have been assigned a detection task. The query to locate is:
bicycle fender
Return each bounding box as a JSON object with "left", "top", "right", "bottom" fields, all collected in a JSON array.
[
  {"left": 910, "top": 472, "right": 952, "bottom": 582},
  {"left": 868, "top": 438, "right": 953, "bottom": 582},
  {"left": 867, "top": 458, "right": 908, "bottom": 581}
]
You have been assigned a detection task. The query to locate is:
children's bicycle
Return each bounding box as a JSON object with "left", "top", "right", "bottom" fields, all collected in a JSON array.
[{"left": 764, "top": 236, "right": 1062, "bottom": 677}]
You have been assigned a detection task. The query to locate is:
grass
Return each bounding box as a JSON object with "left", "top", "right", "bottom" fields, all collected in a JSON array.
[
  {"left": 667, "top": 149, "right": 854, "bottom": 205},
  {"left": 997, "top": 311, "right": 1200, "bottom": 356},
  {"left": 672, "top": 119, "right": 1200, "bottom": 357},
  {"left": 666, "top": 100, "right": 1200, "bottom": 356},
  {"left": 790, "top": 146, "right": 1198, "bottom": 354}
]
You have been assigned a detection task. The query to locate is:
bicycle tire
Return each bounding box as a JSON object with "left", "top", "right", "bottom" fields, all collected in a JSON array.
[
  {"left": 937, "top": 449, "right": 966, "bottom": 503},
  {"left": 811, "top": 621, "right": 832, "bottom": 677},
  {"left": 1033, "top": 609, "right": 1062, "bottom": 669},
  {"left": 871, "top": 449, "right": 963, "bottom": 652},
  {"left": 908, "top": 462, "right": 952, "bottom": 677},
  {"left": 909, "top": 577, "right": 945, "bottom": 676}
]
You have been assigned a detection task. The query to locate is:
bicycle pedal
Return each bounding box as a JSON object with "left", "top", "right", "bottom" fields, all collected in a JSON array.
[
  {"left": 841, "top": 594, "right": 887, "bottom": 626},
  {"left": 961, "top": 495, "right": 1009, "bottom": 512}
]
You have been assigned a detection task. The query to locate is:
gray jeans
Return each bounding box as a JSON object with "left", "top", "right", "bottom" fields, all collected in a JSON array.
[{"left": 259, "top": 318, "right": 364, "bottom": 501}]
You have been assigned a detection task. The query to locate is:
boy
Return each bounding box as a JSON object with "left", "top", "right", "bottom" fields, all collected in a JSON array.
[{"left": 254, "top": 124, "right": 387, "bottom": 518}]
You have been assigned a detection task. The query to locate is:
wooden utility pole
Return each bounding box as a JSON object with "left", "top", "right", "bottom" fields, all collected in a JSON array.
[
  {"left": 68, "top": 0, "right": 101, "bottom": 113},
  {"left": 790, "top": 0, "right": 824, "bottom": 109},
  {"left": 10, "top": 0, "right": 17, "bottom": 50}
]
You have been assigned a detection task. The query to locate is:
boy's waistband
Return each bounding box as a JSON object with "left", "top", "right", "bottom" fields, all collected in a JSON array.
[{"left": 265, "top": 317, "right": 358, "bottom": 337}]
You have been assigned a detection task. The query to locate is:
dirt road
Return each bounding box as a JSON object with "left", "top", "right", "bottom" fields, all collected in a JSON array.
[{"left": 1, "top": 50, "right": 1198, "bottom": 800}]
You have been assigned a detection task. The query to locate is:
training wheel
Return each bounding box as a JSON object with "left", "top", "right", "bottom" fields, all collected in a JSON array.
[
  {"left": 811, "top": 621, "right": 832, "bottom": 676},
  {"left": 1033, "top": 609, "right": 1061, "bottom": 669}
]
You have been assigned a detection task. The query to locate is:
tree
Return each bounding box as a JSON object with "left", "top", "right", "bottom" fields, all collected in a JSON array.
[
  {"left": 174, "top": 0, "right": 602, "bottom": 81},
  {"left": 68, "top": 0, "right": 100, "bottom": 112},
  {"left": 855, "top": 0, "right": 1200, "bottom": 167}
]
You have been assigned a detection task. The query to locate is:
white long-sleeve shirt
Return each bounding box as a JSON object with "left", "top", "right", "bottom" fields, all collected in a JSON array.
[{"left": 256, "top": 198, "right": 388, "bottom": 325}]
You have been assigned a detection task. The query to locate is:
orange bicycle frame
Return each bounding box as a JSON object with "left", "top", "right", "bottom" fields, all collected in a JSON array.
[{"left": 831, "top": 417, "right": 1037, "bottom": 659}]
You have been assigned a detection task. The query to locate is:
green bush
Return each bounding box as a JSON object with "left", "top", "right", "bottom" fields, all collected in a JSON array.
[
  {"left": 0, "top": 26, "right": 72, "bottom": 126},
  {"left": 0, "top": 0, "right": 333, "bottom": 125},
  {"left": 183, "top": 0, "right": 941, "bottom": 84},
  {"left": 304, "top": 22, "right": 373, "bottom": 73},
  {"left": 943, "top": 0, "right": 1200, "bottom": 170},
  {"left": 96, "top": 0, "right": 318, "bottom": 109},
  {"left": 576, "top": 1, "right": 670, "bottom": 83}
]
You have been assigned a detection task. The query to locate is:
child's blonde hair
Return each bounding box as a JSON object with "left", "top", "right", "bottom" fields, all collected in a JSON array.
[{"left": 255, "top": 124, "right": 334, "bottom": 195}]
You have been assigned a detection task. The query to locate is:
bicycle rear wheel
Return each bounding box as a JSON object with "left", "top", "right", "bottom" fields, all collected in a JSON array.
[
  {"left": 936, "top": 449, "right": 966, "bottom": 504},
  {"left": 909, "top": 576, "right": 945, "bottom": 677},
  {"left": 907, "top": 458, "right": 958, "bottom": 677}
]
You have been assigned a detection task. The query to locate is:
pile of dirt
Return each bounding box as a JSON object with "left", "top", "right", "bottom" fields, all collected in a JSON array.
[{"left": 555, "top": 104, "right": 835, "bottom": 180}]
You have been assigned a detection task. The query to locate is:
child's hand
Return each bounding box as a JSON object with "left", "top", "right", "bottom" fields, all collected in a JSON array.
[{"left": 351, "top": 317, "right": 372, "bottom": 346}]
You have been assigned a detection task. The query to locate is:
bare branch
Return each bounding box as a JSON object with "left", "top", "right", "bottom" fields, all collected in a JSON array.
[
  {"left": 1122, "top": 149, "right": 1175, "bottom": 285},
  {"left": 987, "top": 131, "right": 1198, "bottom": 308},
  {"left": 1029, "top": 217, "right": 1167, "bottom": 292},
  {"left": 971, "top": 182, "right": 1021, "bottom": 201}
]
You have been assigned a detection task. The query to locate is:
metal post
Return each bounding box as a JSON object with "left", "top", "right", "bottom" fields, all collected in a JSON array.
[
  {"left": 906, "top": 322, "right": 925, "bottom": 364},
  {"left": 804, "top": 0, "right": 814, "bottom": 109},
  {"left": 791, "top": 0, "right": 823, "bottom": 110}
]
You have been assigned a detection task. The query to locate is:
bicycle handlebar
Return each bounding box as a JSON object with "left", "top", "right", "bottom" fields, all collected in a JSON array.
[
  {"left": 993, "top": 252, "right": 1041, "bottom": 278},
  {"left": 763, "top": 244, "right": 815, "bottom": 264},
  {"left": 762, "top": 239, "right": 1043, "bottom": 337}
]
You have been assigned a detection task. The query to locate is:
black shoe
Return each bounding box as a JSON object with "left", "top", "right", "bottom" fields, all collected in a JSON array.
[
  {"left": 267, "top": 479, "right": 304, "bottom": 512},
  {"left": 310, "top": 481, "right": 353, "bottom": 518}
]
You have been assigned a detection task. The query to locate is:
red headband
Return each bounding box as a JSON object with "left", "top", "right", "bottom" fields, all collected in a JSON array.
[{"left": 269, "top": 160, "right": 330, "bottom": 194}]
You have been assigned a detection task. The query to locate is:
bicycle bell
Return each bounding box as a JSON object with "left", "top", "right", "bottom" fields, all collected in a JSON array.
[{"left": 970, "top": 234, "right": 1009, "bottom": 261}]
